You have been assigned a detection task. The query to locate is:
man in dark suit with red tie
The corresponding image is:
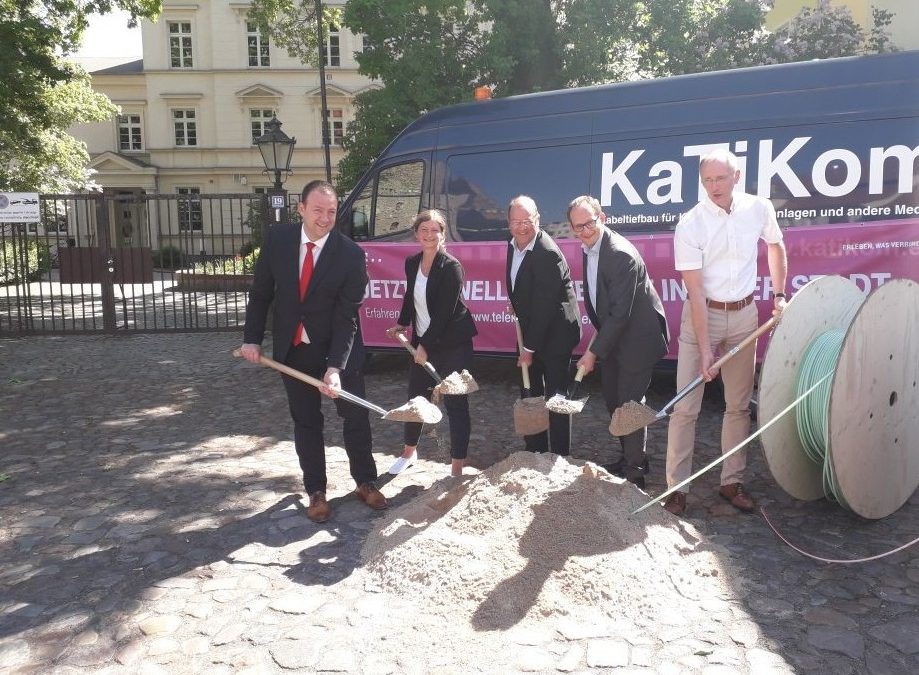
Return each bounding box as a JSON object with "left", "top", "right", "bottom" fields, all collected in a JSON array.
[
  {"left": 240, "top": 180, "right": 385, "bottom": 522},
  {"left": 506, "top": 195, "right": 581, "bottom": 456},
  {"left": 567, "top": 195, "right": 669, "bottom": 488}
]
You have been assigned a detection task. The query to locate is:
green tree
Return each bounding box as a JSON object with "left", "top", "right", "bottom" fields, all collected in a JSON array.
[
  {"left": 0, "top": 0, "right": 161, "bottom": 191},
  {"left": 0, "top": 68, "right": 119, "bottom": 192},
  {"left": 246, "top": 0, "right": 341, "bottom": 66},
  {"left": 269, "top": 0, "right": 896, "bottom": 193}
]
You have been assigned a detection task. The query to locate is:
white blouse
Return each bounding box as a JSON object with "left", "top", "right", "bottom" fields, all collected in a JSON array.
[{"left": 413, "top": 268, "right": 431, "bottom": 337}]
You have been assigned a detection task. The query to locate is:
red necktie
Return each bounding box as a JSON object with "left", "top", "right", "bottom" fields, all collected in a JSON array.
[{"left": 292, "top": 242, "right": 315, "bottom": 345}]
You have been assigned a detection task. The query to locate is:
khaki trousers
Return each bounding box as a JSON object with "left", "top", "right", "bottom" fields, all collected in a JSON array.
[{"left": 665, "top": 301, "right": 758, "bottom": 490}]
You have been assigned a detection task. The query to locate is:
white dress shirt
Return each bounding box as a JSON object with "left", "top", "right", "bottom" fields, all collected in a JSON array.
[
  {"left": 674, "top": 192, "right": 783, "bottom": 301},
  {"left": 296, "top": 230, "right": 330, "bottom": 344},
  {"left": 509, "top": 233, "right": 537, "bottom": 291},
  {"left": 582, "top": 231, "right": 603, "bottom": 311}
]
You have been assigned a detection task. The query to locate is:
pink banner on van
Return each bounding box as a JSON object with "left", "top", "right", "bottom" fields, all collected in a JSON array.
[{"left": 360, "top": 219, "right": 919, "bottom": 358}]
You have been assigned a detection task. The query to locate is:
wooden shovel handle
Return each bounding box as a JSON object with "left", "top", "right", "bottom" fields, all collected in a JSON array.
[
  {"left": 659, "top": 315, "right": 779, "bottom": 416},
  {"left": 232, "top": 349, "right": 388, "bottom": 416},
  {"left": 710, "top": 315, "right": 778, "bottom": 370},
  {"left": 394, "top": 331, "right": 442, "bottom": 383},
  {"left": 572, "top": 335, "right": 596, "bottom": 384},
  {"left": 513, "top": 320, "right": 532, "bottom": 390}
]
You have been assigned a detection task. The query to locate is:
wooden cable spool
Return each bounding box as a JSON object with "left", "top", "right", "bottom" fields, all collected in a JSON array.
[{"left": 758, "top": 275, "right": 919, "bottom": 519}]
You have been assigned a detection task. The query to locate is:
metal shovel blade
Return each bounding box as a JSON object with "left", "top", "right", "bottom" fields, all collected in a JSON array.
[
  {"left": 545, "top": 392, "right": 588, "bottom": 414},
  {"left": 514, "top": 396, "right": 549, "bottom": 435},
  {"left": 233, "top": 349, "right": 439, "bottom": 424},
  {"left": 609, "top": 400, "right": 661, "bottom": 436}
]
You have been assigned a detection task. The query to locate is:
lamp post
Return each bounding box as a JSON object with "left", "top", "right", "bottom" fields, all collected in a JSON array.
[
  {"left": 315, "top": 0, "right": 332, "bottom": 183},
  {"left": 253, "top": 116, "right": 296, "bottom": 225}
]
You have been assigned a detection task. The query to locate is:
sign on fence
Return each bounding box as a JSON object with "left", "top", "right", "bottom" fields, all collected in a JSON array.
[{"left": 0, "top": 193, "right": 40, "bottom": 223}]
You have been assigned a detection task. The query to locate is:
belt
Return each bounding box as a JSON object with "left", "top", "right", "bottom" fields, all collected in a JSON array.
[{"left": 706, "top": 293, "right": 754, "bottom": 311}]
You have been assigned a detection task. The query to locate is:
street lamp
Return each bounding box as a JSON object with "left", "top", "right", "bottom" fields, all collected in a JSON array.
[{"left": 254, "top": 116, "right": 296, "bottom": 225}]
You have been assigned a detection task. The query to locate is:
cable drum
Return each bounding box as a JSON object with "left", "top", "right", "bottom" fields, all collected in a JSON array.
[{"left": 758, "top": 275, "right": 919, "bottom": 519}]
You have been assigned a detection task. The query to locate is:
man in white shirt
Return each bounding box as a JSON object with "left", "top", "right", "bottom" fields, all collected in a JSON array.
[{"left": 664, "top": 150, "right": 788, "bottom": 516}]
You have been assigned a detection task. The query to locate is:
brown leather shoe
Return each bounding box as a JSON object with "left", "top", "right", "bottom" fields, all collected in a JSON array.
[
  {"left": 307, "top": 491, "right": 330, "bottom": 523},
  {"left": 355, "top": 483, "right": 387, "bottom": 510},
  {"left": 719, "top": 483, "right": 756, "bottom": 512},
  {"left": 663, "top": 491, "right": 686, "bottom": 516}
]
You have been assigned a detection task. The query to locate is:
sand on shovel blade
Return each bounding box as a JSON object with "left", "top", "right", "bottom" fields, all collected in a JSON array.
[
  {"left": 545, "top": 393, "right": 586, "bottom": 414},
  {"left": 609, "top": 400, "right": 658, "bottom": 436},
  {"left": 384, "top": 396, "right": 443, "bottom": 423},
  {"left": 433, "top": 369, "right": 479, "bottom": 396}
]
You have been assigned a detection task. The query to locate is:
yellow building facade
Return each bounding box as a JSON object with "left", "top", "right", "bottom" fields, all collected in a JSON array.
[
  {"left": 767, "top": 1, "right": 919, "bottom": 50},
  {"left": 72, "top": 0, "right": 377, "bottom": 199}
]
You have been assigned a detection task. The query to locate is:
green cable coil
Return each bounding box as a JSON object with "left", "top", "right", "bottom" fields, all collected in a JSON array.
[{"left": 795, "top": 329, "right": 849, "bottom": 509}]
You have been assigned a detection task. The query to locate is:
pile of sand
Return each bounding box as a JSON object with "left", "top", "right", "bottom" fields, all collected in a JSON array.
[
  {"left": 545, "top": 393, "right": 587, "bottom": 414},
  {"left": 383, "top": 395, "right": 443, "bottom": 423},
  {"left": 362, "top": 452, "right": 734, "bottom": 632},
  {"left": 434, "top": 369, "right": 479, "bottom": 396}
]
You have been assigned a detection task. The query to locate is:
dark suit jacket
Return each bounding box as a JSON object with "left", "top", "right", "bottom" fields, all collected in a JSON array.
[
  {"left": 244, "top": 224, "right": 368, "bottom": 370},
  {"left": 398, "top": 249, "right": 477, "bottom": 349},
  {"left": 584, "top": 226, "right": 669, "bottom": 371},
  {"left": 507, "top": 229, "right": 581, "bottom": 356}
]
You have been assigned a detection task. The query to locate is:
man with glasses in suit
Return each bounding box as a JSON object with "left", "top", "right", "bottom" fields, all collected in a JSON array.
[{"left": 567, "top": 195, "right": 669, "bottom": 488}]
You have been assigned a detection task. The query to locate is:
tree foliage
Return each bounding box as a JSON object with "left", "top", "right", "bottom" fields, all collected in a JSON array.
[
  {"left": 338, "top": 0, "right": 780, "bottom": 191},
  {"left": 0, "top": 68, "right": 119, "bottom": 192},
  {"left": 257, "top": 0, "right": 897, "bottom": 193},
  {"left": 0, "top": 0, "right": 161, "bottom": 192},
  {"left": 246, "top": 0, "right": 341, "bottom": 66}
]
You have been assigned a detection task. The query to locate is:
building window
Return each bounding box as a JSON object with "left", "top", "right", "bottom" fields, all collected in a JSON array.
[
  {"left": 246, "top": 21, "right": 270, "bottom": 67},
  {"left": 173, "top": 109, "right": 197, "bottom": 146},
  {"left": 322, "top": 24, "right": 340, "bottom": 67},
  {"left": 117, "top": 114, "right": 143, "bottom": 151},
  {"left": 168, "top": 22, "right": 194, "bottom": 68},
  {"left": 177, "top": 187, "right": 203, "bottom": 231},
  {"left": 361, "top": 35, "right": 369, "bottom": 52},
  {"left": 250, "top": 108, "right": 275, "bottom": 143},
  {"left": 324, "top": 108, "right": 343, "bottom": 146}
]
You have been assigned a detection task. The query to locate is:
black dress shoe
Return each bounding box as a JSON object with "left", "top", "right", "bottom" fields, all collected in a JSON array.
[{"left": 627, "top": 476, "right": 646, "bottom": 489}]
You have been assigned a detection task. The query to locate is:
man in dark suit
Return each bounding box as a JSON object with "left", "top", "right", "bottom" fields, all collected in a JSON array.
[
  {"left": 506, "top": 195, "right": 581, "bottom": 455},
  {"left": 567, "top": 195, "right": 669, "bottom": 487},
  {"left": 240, "top": 180, "right": 385, "bottom": 523}
]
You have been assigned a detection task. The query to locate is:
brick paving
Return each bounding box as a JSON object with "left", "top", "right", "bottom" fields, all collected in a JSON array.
[{"left": 0, "top": 333, "right": 917, "bottom": 674}]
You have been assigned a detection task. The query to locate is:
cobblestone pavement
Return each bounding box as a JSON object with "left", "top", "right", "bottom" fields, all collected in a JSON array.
[{"left": 1, "top": 334, "right": 917, "bottom": 674}]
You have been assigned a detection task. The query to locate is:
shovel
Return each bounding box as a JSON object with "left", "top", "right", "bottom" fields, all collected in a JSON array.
[
  {"left": 545, "top": 336, "right": 596, "bottom": 415},
  {"left": 232, "top": 349, "right": 442, "bottom": 424},
  {"left": 609, "top": 316, "right": 778, "bottom": 436},
  {"left": 393, "top": 331, "right": 479, "bottom": 396},
  {"left": 512, "top": 320, "right": 549, "bottom": 435}
]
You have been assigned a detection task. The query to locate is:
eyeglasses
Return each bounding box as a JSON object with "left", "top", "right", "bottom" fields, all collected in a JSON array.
[
  {"left": 509, "top": 219, "right": 535, "bottom": 228},
  {"left": 701, "top": 175, "right": 732, "bottom": 186},
  {"left": 571, "top": 216, "right": 598, "bottom": 233}
]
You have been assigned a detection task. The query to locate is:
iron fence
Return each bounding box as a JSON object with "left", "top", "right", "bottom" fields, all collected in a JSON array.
[{"left": 0, "top": 191, "right": 299, "bottom": 336}]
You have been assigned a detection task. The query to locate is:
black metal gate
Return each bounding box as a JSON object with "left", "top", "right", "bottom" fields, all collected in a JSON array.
[{"left": 0, "top": 192, "right": 284, "bottom": 336}]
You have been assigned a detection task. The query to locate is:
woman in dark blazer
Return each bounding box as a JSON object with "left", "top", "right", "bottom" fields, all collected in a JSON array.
[{"left": 386, "top": 209, "right": 477, "bottom": 477}]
